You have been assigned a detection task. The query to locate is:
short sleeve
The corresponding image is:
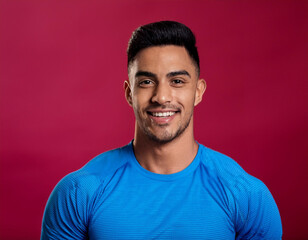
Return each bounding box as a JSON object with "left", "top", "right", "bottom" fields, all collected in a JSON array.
[
  {"left": 234, "top": 179, "right": 282, "bottom": 240},
  {"left": 41, "top": 173, "right": 89, "bottom": 240}
]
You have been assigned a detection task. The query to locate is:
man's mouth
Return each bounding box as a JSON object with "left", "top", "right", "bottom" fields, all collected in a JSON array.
[
  {"left": 148, "top": 111, "right": 177, "bottom": 117},
  {"left": 146, "top": 110, "right": 179, "bottom": 124}
]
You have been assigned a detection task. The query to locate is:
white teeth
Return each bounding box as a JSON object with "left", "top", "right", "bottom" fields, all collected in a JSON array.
[{"left": 152, "top": 112, "right": 175, "bottom": 117}]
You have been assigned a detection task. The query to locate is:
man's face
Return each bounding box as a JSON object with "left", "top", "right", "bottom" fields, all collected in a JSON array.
[{"left": 125, "top": 45, "right": 206, "bottom": 144}]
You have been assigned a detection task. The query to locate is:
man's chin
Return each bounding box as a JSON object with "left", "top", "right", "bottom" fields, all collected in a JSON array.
[
  {"left": 147, "top": 135, "right": 176, "bottom": 144},
  {"left": 145, "top": 129, "right": 180, "bottom": 144}
]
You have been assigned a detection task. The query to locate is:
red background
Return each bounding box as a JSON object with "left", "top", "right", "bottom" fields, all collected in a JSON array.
[{"left": 1, "top": 1, "right": 307, "bottom": 239}]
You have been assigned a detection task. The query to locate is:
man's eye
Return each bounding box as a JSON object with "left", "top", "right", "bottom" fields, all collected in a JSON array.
[
  {"left": 139, "top": 80, "right": 153, "bottom": 86},
  {"left": 172, "top": 79, "right": 183, "bottom": 84}
]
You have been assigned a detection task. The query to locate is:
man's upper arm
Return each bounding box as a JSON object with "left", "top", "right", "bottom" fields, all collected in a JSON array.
[
  {"left": 235, "top": 179, "right": 282, "bottom": 239},
  {"left": 41, "top": 173, "right": 89, "bottom": 240}
]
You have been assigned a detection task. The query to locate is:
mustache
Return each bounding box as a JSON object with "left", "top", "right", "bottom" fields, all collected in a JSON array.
[{"left": 145, "top": 104, "right": 181, "bottom": 112}]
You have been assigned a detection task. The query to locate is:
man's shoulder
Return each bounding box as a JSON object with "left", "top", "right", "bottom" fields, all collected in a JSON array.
[
  {"left": 81, "top": 143, "right": 132, "bottom": 177},
  {"left": 198, "top": 145, "right": 282, "bottom": 238},
  {"left": 54, "top": 143, "right": 132, "bottom": 195},
  {"left": 198, "top": 144, "right": 246, "bottom": 176},
  {"left": 198, "top": 144, "right": 266, "bottom": 192}
]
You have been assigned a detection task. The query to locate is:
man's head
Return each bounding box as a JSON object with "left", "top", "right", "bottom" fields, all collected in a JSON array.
[
  {"left": 125, "top": 21, "right": 206, "bottom": 144},
  {"left": 127, "top": 21, "right": 200, "bottom": 77}
]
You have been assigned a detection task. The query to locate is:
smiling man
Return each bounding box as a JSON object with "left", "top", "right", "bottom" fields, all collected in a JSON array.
[
  {"left": 41, "top": 21, "right": 282, "bottom": 239},
  {"left": 125, "top": 44, "right": 205, "bottom": 175}
]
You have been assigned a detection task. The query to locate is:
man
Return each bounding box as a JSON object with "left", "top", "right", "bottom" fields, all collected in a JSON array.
[{"left": 41, "top": 21, "right": 282, "bottom": 239}]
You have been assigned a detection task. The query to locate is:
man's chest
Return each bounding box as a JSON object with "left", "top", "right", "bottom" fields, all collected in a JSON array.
[{"left": 87, "top": 173, "right": 235, "bottom": 239}]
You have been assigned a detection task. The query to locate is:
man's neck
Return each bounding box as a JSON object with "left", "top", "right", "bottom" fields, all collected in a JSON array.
[{"left": 133, "top": 125, "right": 198, "bottom": 175}]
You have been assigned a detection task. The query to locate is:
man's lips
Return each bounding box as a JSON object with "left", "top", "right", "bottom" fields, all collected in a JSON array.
[
  {"left": 147, "top": 109, "right": 180, "bottom": 117},
  {"left": 147, "top": 110, "right": 179, "bottom": 117},
  {"left": 146, "top": 109, "right": 180, "bottom": 124}
]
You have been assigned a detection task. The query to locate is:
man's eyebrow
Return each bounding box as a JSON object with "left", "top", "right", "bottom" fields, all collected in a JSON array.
[
  {"left": 135, "top": 71, "right": 157, "bottom": 78},
  {"left": 167, "top": 70, "right": 191, "bottom": 78}
]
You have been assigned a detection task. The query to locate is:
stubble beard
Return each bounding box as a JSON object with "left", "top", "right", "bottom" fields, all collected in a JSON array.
[{"left": 138, "top": 110, "right": 194, "bottom": 144}]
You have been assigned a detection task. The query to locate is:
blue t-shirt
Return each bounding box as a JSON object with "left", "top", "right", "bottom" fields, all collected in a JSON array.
[{"left": 41, "top": 142, "right": 282, "bottom": 239}]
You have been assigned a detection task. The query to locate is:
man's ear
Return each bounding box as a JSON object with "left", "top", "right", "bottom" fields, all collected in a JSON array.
[
  {"left": 194, "top": 79, "right": 207, "bottom": 106},
  {"left": 124, "top": 80, "right": 133, "bottom": 106}
]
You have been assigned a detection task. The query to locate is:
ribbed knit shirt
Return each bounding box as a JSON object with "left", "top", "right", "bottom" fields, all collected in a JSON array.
[{"left": 41, "top": 141, "right": 282, "bottom": 239}]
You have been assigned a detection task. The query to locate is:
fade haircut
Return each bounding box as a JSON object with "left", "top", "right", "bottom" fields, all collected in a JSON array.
[{"left": 127, "top": 21, "right": 200, "bottom": 76}]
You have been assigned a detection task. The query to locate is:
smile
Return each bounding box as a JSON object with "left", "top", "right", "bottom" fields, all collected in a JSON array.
[{"left": 149, "top": 111, "right": 176, "bottom": 117}]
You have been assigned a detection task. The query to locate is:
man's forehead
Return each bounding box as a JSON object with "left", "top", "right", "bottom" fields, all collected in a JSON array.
[
  {"left": 134, "top": 45, "right": 189, "bottom": 62},
  {"left": 128, "top": 45, "right": 198, "bottom": 78},
  {"left": 134, "top": 70, "right": 191, "bottom": 79}
]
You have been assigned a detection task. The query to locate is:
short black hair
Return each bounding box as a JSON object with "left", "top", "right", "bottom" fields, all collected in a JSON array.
[{"left": 127, "top": 21, "right": 200, "bottom": 76}]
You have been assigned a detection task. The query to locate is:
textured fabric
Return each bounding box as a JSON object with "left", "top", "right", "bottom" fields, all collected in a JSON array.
[{"left": 41, "top": 142, "right": 282, "bottom": 239}]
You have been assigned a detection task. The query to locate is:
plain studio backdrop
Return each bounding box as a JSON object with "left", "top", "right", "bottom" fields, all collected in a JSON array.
[{"left": 0, "top": 1, "right": 307, "bottom": 239}]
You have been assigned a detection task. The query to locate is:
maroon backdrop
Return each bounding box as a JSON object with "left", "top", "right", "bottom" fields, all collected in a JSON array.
[{"left": 1, "top": 1, "right": 307, "bottom": 239}]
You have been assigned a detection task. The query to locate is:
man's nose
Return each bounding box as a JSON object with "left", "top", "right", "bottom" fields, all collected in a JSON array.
[{"left": 151, "top": 82, "right": 172, "bottom": 104}]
